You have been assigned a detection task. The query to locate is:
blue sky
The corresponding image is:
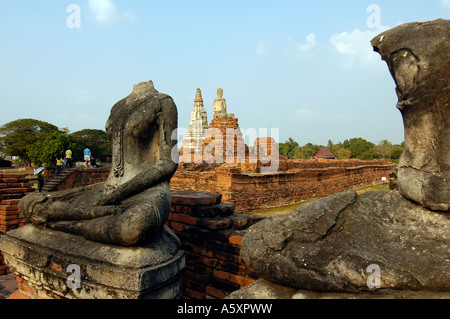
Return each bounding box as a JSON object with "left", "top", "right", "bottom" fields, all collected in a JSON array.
[{"left": 1, "top": 1, "right": 449, "bottom": 146}]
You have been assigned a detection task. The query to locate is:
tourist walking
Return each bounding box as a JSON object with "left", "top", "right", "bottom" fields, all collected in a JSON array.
[
  {"left": 65, "top": 149, "right": 72, "bottom": 168},
  {"left": 37, "top": 173, "right": 44, "bottom": 192},
  {"left": 84, "top": 148, "right": 92, "bottom": 168},
  {"left": 56, "top": 157, "right": 63, "bottom": 176}
]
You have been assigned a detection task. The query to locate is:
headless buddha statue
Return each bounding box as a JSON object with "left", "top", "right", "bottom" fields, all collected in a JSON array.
[{"left": 19, "top": 81, "right": 179, "bottom": 246}]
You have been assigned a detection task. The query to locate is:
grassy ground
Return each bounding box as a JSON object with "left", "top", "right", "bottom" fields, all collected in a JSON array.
[{"left": 249, "top": 183, "right": 391, "bottom": 217}]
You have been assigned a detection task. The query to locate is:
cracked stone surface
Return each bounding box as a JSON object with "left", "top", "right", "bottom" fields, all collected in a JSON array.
[
  {"left": 372, "top": 19, "right": 450, "bottom": 212},
  {"left": 240, "top": 189, "right": 450, "bottom": 294}
]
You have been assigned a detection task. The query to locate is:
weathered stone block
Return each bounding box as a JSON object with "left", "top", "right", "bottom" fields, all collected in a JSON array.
[{"left": 0, "top": 225, "right": 185, "bottom": 299}]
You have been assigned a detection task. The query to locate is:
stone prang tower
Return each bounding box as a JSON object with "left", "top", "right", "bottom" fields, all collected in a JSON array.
[{"left": 185, "top": 88, "right": 208, "bottom": 152}]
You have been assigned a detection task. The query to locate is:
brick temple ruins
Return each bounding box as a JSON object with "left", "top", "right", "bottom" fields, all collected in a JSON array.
[
  {"left": 0, "top": 86, "right": 394, "bottom": 299},
  {"left": 175, "top": 87, "right": 394, "bottom": 212}
]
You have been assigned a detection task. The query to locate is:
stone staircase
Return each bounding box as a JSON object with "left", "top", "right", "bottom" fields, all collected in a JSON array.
[{"left": 42, "top": 169, "right": 73, "bottom": 192}]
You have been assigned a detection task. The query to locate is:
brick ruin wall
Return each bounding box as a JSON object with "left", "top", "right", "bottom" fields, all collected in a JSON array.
[
  {"left": 166, "top": 191, "right": 263, "bottom": 299},
  {"left": 0, "top": 174, "right": 34, "bottom": 275},
  {"left": 43, "top": 167, "right": 111, "bottom": 191},
  {"left": 44, "top": 159, "right": 394, "bottom": 213},
  {"left": 2, "top": 159, "right": 394, "bottom": 298},
  {"left": 46, "top": 159, "right": 394, "bottom": 213},
  {"left": 171, "top": 159, "right": 395, "bottom": 212}
]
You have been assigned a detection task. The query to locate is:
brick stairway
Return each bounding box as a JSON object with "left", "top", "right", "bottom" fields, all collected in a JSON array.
[{"left": 42, "top": 169, "right": 73, "bottom": 192}]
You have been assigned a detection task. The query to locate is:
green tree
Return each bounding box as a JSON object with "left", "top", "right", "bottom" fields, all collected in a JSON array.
[
  {"left": 333, "top": 145, "right": 352, "bottom": 159},
  {"left": 391, "top": 143, "right": 404, "bottom": 162},
  {"left": 348, "top": 138, "right": 375, "bottom": 160},
  {"left": 296, "top": 143, "right": 322, "bottom": 159},
  {"left": 327, "top": 140, "right": 334, "bottom": 150},
  {"left": 70, "top": 129, "right": 111, "bottom": 161},
  {"left": 374, "top": 139, "right": 394, "bottom": 160},
  {"left": 0, "top": 119, "right": 59, "bottom": 166},
  {"left": 27, "top": 131, "right": 74, "bottom": 167},
  {"left": 279, "top": 138, "right": 299, "bottom": 159}
]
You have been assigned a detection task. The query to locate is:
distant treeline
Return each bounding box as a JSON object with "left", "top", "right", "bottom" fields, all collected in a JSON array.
[
  {"left": 279, "top": 137, "right": 403, "bottom": 161},
  {"left": 0, "top": 119, "right": 111, "bottom": 167}
]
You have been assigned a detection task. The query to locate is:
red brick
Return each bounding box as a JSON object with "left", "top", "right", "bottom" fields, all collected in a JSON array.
[
  {"left": 168, "top": 221, "right": 185, "bottom": 232},
  {"left": 218, "top": 260, "right": 247, "bottom": 276},
  {"left": 185, "top": 288, "right": 205, "bottom": 299},
  {"left": 1, "top": 199, "right": 21, "bottom": 205},
  {"left": 8, "top": 291, "right": 31, "bottom": 299},
  {"left": 18, "top": 282, "right": 37, "bottom": 298},
  {"left": 1, "top": 178, "right": 18, "bottom": 183},
  {"left": 214, "top": 270, "right": 255, "bottom": 288},
  {"left": 0, "top": 264, "right": 9, "bottom": 272},
  {"left": 215, "top": 251, "right": 238, "bottom": 263},
  {"left": 229, "top": 233, "right": 244, "bottom": 246},
  {"left": 0, "top": 188, "right": 29, "bottom": 194},
  {"left": 167, "top": 213, "right": 199, "bottom": 226},
  {"left": 184, "top": 279, "right": 206, "bottom": 293},
  {"left": 51, "top": 262, "right": 63, "bottom": 273},
  {"left": 206, "top": 286, "right": 227, "bottom": 299},
  {"left": 0, "top": 174, "right": 27, "bottom": 179},
  {"left": 184, "top": 270, "right": 210, "bottom": 285},
  {"left": 0, "top": 214, "right": 20, "bottom": 222},
  {"left": 0, "top": 219, "right": 24, "bottom": 226},
  {"left": 0, "top": 205, "right": 18, "bottom": 211},
  {"left": 190, "top": 245, "right": 214, "bottom": 258},
  {"left": 199, "top": 218, "right": 232, "bottom": 230},
  {"left": 192, "top": 254, "right": 218, "bottom": 268}
]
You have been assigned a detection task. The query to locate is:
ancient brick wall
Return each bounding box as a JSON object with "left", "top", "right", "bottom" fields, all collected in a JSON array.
[
  {"left": 2, "top": 159, "right": 394, "bottom": 294},
  {"left": 44, "top": 167, "right": 111, "bottom": 191},
  {"left": 0, "top": 173, "right": 34, "bottom": 275},
  {"left": 171, "top": 159, "right": 395, "bottom": 213},
  {"left": 167, "top": 191, "right": 263, "bottom": 299},
  {"left": 227, "top": 163, "right": 393, "bottom": 211},
  {"left": 43, "top": 160, "right": 394, "bottom": 214}
]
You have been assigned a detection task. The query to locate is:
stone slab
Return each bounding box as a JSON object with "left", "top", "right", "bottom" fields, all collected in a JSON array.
[
  {"left": 228, "top": 279, "right": 450, "bottom": 299},
  {"left": 171, "top": 191, "right": 222, "bottom": 206},
  {"left": 0, "top": 224, "right": 185, "bottom": 299}
]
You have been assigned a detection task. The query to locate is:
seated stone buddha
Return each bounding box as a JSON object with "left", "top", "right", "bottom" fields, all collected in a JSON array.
[{"left": 19, "top": 81, "right": 179, "bottom": 247}]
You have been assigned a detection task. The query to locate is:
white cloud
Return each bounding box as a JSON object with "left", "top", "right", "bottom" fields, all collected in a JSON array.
[
  {"left": 441, "top": 0, "right": 450, "bottom": 8},
  {"left": 123, "top": 10, "right": 137, "bottom": 22},
  {"left": 295, "top": 108, "right": 319, "bottom": 121},
  {"left": 256, "top": 42, "right": 269, "bottom": 56},
  {"left": 286, "top": 33, "right": 316, "bottom": 57},
  {"left": 329, "top": 27, "right": 389, "bottom": 67},
  {"left": 88, "top": 0, "right": 136, "bottom": 24}
]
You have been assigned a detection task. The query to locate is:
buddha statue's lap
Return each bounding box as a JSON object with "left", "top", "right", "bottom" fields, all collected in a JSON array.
[{"left": 18, "top": 81, "right": 178, "bottom": 247}]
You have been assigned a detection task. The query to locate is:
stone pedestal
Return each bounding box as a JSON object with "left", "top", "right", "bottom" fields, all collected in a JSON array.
[{"left": 0, "top": 225, "right": 185, "bottom": 299}]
